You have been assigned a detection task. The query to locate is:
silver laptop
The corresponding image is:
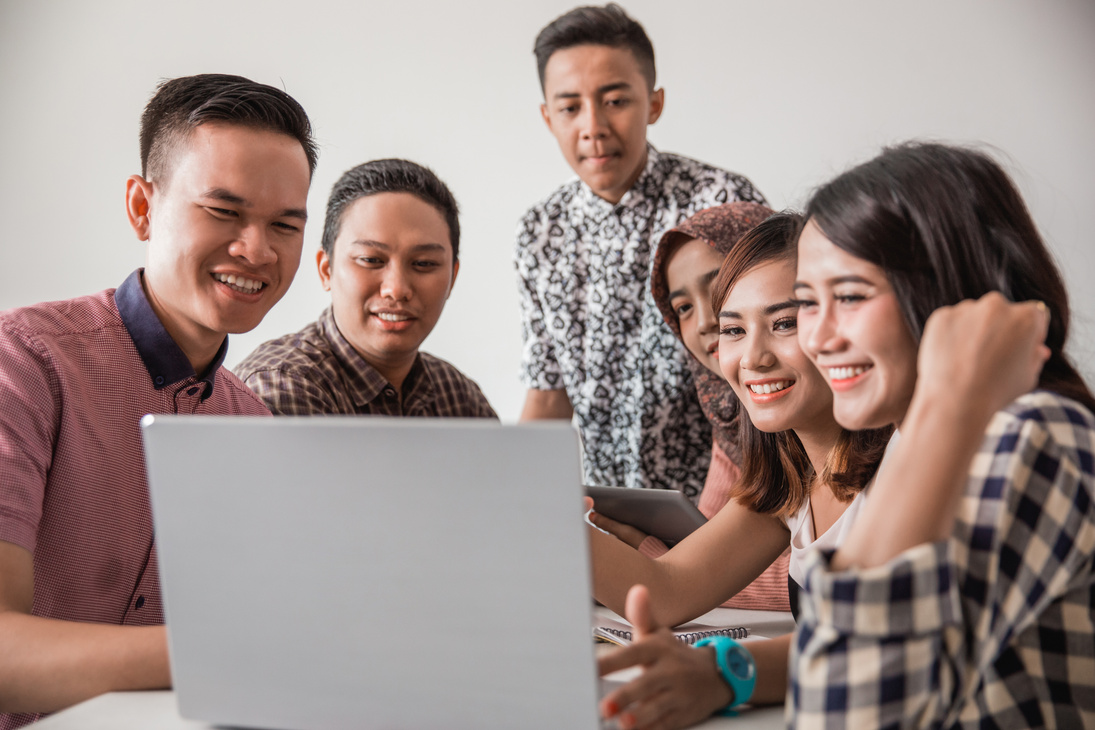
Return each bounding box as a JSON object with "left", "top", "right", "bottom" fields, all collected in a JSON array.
[{"left": 141, "top": 415, "right": 601, "bottom": 730}]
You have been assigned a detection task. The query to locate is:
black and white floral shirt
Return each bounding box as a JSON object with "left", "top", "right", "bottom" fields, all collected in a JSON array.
[{"left": 515, "top": 145, "right": 765, "bottom": 494}]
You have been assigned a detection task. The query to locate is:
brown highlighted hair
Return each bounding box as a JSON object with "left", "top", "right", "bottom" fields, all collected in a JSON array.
[{"left": 709, "top": 212, "right": 892, "bottom": 516}]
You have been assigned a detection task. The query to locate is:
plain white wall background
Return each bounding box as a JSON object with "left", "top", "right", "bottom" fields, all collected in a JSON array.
[{"left": 2, "top": 0, "right": 1092, "bottom": 421}]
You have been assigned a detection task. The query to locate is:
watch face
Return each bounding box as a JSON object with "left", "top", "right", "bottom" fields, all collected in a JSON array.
[{"left": 727, "top": 646, "right": 755, "bottom": 681}]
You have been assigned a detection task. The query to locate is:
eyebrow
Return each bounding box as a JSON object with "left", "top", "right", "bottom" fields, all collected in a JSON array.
[
  {"left": 348, "top": 240, "right": 449, "bottom": 253},
  {"left": 792, "top": 274, "right": 872, "bottom": 290},
  {"left": 552, "top": 81, "right": 632, "bottom": 100},
  {"left": 719, "top": 298, "right": 799, "bottom": 319},
  {"left": 667, "top": 268, "right": 721, "bottom": 301},
  {"left": 201, "top": 188, "right": 308, "bottom": 221}
]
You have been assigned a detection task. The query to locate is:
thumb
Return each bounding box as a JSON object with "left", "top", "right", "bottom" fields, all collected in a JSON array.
[{"left": 625, "top": 584, "right": 659, "bottom": 640}]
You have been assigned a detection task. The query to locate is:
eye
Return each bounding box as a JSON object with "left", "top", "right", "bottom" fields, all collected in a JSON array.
[
  {"left": 558, "top": 104, "right": 579, "bottom": 115},
  {"left": 793, "top": 298, "right": 817, "bottom": 313},
  {"left": 354, "top": 256, "right": 383, "bottom": 266},
  {"left": 835, "top": 293, "right": 866, "bottom": 305},
  {"left": 719, "top": 324, "right": 745, "bottom": 338},
  {"left": 272, "top": 221, "right": 300, "bottom": 233},
  {"left": 605, "top": 96, "right": 630, "bottom": 108},
  {"left": 206, "top": 206, "right": 238, "bottom": 219},
  {"left": 673, "top": 301, "right": 693, "bottom": 318},
  {"left": 413, "top": 260, "right": 442, "bottom": 270},
  {"left": 773, "top": 316, "right": 797, "bottom": 332}
]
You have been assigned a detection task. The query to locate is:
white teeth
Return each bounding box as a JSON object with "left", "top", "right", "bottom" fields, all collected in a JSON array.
[
  {"left": 376, "top": 312, "right": 410, "bottom": 322},
  {"left": 749, "top": 380, "right": 792, "bottom": 395},
  {"left": 828, "top": 365, "right": 871, "bottom": 381},
  {"left": 214, "top": 273, "right": 263, "bottom": 293}
]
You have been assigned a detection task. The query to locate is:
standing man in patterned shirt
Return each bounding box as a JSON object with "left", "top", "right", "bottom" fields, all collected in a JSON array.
[
  {"left": 516, "top": 3, "right": 766, "bottom": 494},
  {"left": 236, "top": 159, "right": 496, "bottom": 419},
  {"left": 0, "top": 75, "right": 316, "bottom": 728}
]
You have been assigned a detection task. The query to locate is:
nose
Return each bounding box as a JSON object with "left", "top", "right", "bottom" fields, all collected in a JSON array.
[
  {"left": 229, "top": 223, "right": 277, "bottom": 267},
  {"left": 380, "top": 262, "right": 412, "bottom": 301},
  {"left": 802, "top": 303, "right": 845, "bottom": 356},
  {"left": 740, "top": 333, "right": 776, "bottom": 371},
  {"left": 696, "top": 303, "right": 718, "bottom": 337},
  {"left": 579, "top": 102, "right": 609, "bottom": 140}
]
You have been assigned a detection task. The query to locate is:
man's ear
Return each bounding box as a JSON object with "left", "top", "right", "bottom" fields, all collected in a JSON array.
[
  {"left": 316, "top": 248, "right": 332, "bottom": 291},
  {"left": 540, "top": 103, "right": 553, "bottom": 133},
  {"left": 126, "top": 175, "right": 154, "bottom": 241},
  {"left": 648, "top": 87, "right": 665, "bottom": 125},
  {"left": 447, "top": 259, "right": 460, "bottom": 298}
]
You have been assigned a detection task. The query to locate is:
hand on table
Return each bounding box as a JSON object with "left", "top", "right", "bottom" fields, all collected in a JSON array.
[{"left": 598, "top": 585, "right": 732, "bottom": 730}]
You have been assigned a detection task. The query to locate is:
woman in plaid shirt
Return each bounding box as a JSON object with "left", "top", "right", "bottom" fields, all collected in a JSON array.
[{"left": 791, "top": 142, "right": 1095, "bottom": 728}]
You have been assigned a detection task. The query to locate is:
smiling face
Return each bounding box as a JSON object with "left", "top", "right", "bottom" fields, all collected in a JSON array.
[
  {"left": 129, "top": 122, "right": 311, "bottom": 370},
  {"left": 540, "top": 44, "right": 664, "bottom": 204},
  {"left": 317, "top": 192, "right": 458, "bottom": 387},
  {"left": 794, "top": 220, "right": 919, "bottom": 430},
  {"left": 665, "top": 237, "right": 726, "bottom": 375},
  {"left": 718, "top": 257, "right": 834, "bottom": 437}
]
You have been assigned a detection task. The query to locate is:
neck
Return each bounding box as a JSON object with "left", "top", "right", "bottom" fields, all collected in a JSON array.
[
  {"left": 140, "top": 274, "right": 222, "bottom": 375},
  {"left": 794, "top": 419, "right": 844, "bottom": 482}
]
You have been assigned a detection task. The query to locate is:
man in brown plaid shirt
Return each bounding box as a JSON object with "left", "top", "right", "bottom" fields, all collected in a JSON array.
[{"left": 235, "top": 159, "right": 496, "bottom": 419}]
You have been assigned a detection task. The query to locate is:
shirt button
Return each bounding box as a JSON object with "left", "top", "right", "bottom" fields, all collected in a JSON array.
[
  {"left": 154, "top": 376, "right": 165, "bottom": 386},
  {"left": 135, "top": 595, "right": 146, "bottom": 609},
  {"left": 384, "top": 387, "right": 396, "bottom": 398},
  {"left": 187, "top": 386, "right": 199, "bottom": 396}
]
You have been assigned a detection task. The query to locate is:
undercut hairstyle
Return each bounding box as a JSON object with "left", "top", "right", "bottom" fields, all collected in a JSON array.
[
  {"left": 320, "top": 158, "right": 461, "bottom": 263},
  {"left": 709, "top": 212, "right": 893, "bottom": 517},
  {"left": 140, "top": 73, "right": 318, "bottom": 184},
  {"left": 534, "top": 3, "right": 656, "bottom": 92},
  {"left": 804, "top": 141, "right": 1094, "bottom": 413}
]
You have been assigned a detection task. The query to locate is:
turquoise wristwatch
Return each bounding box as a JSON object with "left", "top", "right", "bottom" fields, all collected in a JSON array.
[{"left": 694, "top": 636, "right": 756, "bottom": 715}]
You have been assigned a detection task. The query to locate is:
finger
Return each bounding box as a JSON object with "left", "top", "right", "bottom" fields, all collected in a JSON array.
[
  {"left": 625, "top": 584, "right": 658, "bottom": 639},
  {"left": 598, "top": 637, "right": 671, "bottom": 675},
  {"left": 584, "top": 496, "right": 594, "bottom": 511},
  {"left": 602, "top": 666, "right": 672, "bottom": 719}
]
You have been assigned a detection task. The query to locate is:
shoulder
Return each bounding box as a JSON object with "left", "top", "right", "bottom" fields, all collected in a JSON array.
[
  {"left": 1, "top": 289, "right": 120, "bottom": 342},
  {"left": 213, "top": 367, "right": 272, "bottom": 415},
  {"left": 518, "top": 179, "right": 583, "bottom": 229},
  {"left": 418, "top": 352, "right": 498, "bottom": 418},
  {"left": 990, "top": 390, "right": 1095, "bottom": 474},
  {"left": 234, "top": 319, "right": 335, "bottom": 383},
  {"left": 651, "top": 151, "right": 767, "bottom": 208}
]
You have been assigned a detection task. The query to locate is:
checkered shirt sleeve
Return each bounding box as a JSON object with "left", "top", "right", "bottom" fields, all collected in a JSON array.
[{"left": 789, "top": 390, "right": 1095, "bottom": 729}]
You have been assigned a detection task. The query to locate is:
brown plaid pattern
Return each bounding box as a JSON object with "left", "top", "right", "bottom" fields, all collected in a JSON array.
[{"left": 235, "top": 307, "right": 497, "bottom": 419}]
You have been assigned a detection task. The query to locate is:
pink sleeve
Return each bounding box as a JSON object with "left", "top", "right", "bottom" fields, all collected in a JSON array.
[
  {"left": 701, "top": 440, "right": 791, "bottom": 612},
  {"left": 0, "top": 321, "right": 58, "bottom": 552}
]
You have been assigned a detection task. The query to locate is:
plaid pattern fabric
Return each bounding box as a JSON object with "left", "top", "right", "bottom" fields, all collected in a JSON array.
[
  {"left": 234, "top": 307, "right": 497, "bottom": 419},
  {"left": 789, "top": 390, "right": 1095, "bottom": 729},
  {"left": 0, "top": 271, "right": 270, "bottom": 730}
]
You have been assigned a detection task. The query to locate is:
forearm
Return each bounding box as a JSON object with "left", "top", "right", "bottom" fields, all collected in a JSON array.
[
  {"left": 519, "top": 388, "right": 573, "bottom": 421},
  {"left": 0, "top": 612, "right": 170, "bottom": 713},
  {"left": 834, "top": 394, "right": 988, "bottom": 571},
  {"left": 590, "top": 527, "right": 753, "bottom": 628},
  {"left": 747, "top": 635, "right": 791, "bottom": 705}
]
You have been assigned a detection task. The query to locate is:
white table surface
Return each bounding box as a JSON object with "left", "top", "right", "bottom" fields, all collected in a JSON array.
[{"left": 31, "top": 607, "right": 795, "bottom": 730}]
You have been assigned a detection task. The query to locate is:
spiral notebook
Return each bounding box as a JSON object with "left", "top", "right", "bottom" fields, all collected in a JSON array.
[{"left": 593, "top": 616, "right": 748, "bottom": 647}]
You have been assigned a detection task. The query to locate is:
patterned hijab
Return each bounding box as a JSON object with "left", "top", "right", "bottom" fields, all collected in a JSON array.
[{"left": 650, "top": 202, "right": 774, "bottom": 465}]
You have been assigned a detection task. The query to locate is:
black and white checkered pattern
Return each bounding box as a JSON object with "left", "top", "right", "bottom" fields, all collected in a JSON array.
[{"left": 790, "top": 390, "right": 1095, "bottom": 728}]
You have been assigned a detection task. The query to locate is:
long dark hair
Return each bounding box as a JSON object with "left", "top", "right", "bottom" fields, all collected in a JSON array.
[
  {"left": 804, "top": 142, "right": 1094, "bottom": 412},
  {"left": 709, "top": 213, "right": 892, "bottom": 517}
]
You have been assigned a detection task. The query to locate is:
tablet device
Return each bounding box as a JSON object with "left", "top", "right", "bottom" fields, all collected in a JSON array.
[{"left": 586, "top": 485, "right": 707, "bottom": 546}]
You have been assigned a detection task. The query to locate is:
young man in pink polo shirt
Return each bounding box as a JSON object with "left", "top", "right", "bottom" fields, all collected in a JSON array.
[{"left": 0, "top": 74, "right": 316, "bottom": 728}]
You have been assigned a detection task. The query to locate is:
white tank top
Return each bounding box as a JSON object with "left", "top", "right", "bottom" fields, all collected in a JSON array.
[{"left": 783, "top": 432, "right": 899, "bottom": 586}]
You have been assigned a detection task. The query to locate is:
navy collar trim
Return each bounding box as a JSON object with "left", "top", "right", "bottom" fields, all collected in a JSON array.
[{"left": 115, "top": 269, "right": 226, "bottom": 400}]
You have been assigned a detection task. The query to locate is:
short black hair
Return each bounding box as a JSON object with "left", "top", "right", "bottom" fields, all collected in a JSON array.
[
  {"left": 320, "top": 159, "right": 461, "bottom": 262},
  {"left": 534, "top": 3, "right": 655, "bottom": 92},
  {"left": 140, "top": 73, "right": 318, "bottom": 183}
]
